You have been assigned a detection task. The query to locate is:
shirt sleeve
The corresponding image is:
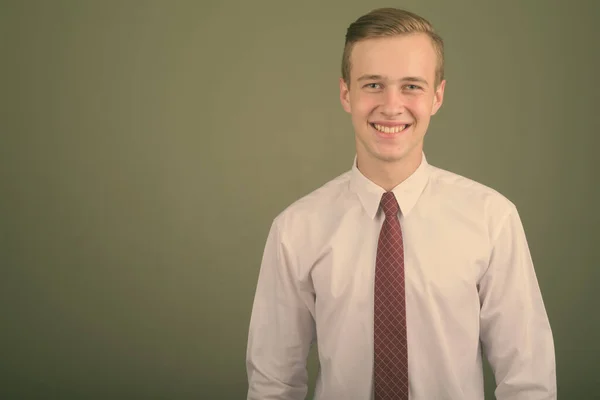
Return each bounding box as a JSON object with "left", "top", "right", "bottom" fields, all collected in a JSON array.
[
  {"left": 478, "top": 206, "right": 557, "bottom": 400},
  {"left": 246, "top": 218, "right": 317, "bottom": 400}
]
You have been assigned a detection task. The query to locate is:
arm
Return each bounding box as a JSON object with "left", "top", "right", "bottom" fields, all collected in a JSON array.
[
  {"left": 246, "top": 219, "right": 316, "bottom": 400},
  {"left": 478, "top": 206, "right": 557, "bottom": 400}
]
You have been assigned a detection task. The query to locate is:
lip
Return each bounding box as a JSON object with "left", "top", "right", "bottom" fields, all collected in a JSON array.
[
  {"left": 370, "top": 121, "right": 412, "bottom": 127},
  {"left": 369, "top": 122, "right": 412, "bottom": 139}
]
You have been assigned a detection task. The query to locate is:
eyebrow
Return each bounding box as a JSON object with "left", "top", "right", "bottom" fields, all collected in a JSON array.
[{"left": 357, "top": 74, "right": 429, "bottom": 87}]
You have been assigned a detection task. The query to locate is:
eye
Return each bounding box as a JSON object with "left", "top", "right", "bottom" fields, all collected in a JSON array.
[
  {"left": 364, "top": 83, "right": 382, "bottom": 90},
  {"left": 405, "top": 84, "right": 422, "bottom": 90}
]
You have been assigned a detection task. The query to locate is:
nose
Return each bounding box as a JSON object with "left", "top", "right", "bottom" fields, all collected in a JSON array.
[{"left": 381, "top": 88, "right": 405, "bottom": 117}]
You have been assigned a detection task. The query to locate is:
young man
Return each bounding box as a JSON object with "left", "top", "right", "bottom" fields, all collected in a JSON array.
[{"left": 246, "top": 8, "right": 556, "bottom": 400}]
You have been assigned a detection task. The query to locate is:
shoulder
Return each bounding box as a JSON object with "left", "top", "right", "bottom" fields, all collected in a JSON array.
[
  {"left": 272, "top": 170, "right": 353, "bottom": 232},
  {"left": 426, "top": 163, "right": 518, "bottom": 223}
]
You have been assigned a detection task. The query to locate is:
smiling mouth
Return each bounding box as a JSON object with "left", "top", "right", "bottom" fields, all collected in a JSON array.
[{"left": 370, "top": 123, "right": 411, "bottom": 133}]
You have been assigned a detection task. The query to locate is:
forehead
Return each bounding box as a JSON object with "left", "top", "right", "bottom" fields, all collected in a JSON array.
[{"left": 350, "top": 34, "right": 437, "bottom": 82}]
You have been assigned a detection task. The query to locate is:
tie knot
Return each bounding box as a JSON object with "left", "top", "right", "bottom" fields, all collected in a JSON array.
[{"left": 380, "top": 192, "right": 399, "bottom": 218}]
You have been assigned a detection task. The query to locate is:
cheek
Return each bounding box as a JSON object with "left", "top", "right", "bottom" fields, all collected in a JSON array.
[
  {"left": 408, "top": 96, "right": 435, "bottom": 118},
  {"left": 351, "top": 94, "right": 378, "bottom": 117}
]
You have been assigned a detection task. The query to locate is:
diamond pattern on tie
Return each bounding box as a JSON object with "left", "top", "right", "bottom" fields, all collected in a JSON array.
[{"left": 374, "top": 192, "right": 409, "bottom": 400}]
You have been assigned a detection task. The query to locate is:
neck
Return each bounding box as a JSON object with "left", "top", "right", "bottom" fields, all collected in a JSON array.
[{"left": 356, "top": 152, "right": 422, "bottom": 192}]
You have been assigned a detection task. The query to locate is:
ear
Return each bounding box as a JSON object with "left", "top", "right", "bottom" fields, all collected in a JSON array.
[
  {"left": 431, "top": 79, "right": 446, "bottom": 116},
  {"left": 339, "top": 77, "right": 352, "bottom": 113}
]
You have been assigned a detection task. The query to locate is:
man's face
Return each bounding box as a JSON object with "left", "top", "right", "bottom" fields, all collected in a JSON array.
[{"left": 340, "top": 33, "right": 445, "bottom": 167}]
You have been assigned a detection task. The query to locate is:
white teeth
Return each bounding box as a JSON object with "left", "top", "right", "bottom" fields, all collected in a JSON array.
[{"left": 374, "top": 124, "right": 407, "bottom": 133}]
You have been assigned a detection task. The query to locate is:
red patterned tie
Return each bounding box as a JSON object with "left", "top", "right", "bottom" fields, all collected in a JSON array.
[{"left": 374, "top": 191, "right": 409, "bottom": 399}]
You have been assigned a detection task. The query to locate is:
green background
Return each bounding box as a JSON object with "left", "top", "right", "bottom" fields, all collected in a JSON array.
[{"left": 2, "top": 0, "right": 598, "bottom": 398}]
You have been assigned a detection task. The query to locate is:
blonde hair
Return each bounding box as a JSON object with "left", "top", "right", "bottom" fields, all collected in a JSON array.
[{"left": 342, "top": 8, "right": 445, "bottom": 87}]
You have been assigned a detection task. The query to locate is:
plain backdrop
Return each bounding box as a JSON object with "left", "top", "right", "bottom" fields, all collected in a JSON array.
[{"left": 1, "top": 0, "right": 599, "bottom": 398}]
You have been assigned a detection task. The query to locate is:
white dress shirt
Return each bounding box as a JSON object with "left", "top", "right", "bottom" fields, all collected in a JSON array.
[{"left": 246, "top": 153, "right": 556, "bottom": 400}]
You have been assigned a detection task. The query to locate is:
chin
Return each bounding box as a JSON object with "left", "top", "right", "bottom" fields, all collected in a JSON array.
[
  {"left": 373, "top": 144, "right": 421, "bottom": 164},
  {"left": 378, "top": 154, "right": 406, "bottom": 163}
]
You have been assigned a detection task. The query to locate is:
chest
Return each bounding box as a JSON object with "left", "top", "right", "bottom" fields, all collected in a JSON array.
[{"left": 307, "top": 217, "right": 491, "bottom": 308}]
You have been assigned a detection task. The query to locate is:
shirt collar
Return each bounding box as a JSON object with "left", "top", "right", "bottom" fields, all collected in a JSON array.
[{"left": 349, "top": 152, "right": 431, "bottom": 219}]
